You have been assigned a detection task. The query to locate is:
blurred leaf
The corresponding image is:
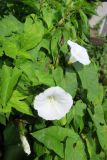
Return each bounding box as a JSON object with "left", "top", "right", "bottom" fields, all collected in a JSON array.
[
  {"left": 51, "top": 30, "right": 61, "bottom": 61},
  {"left": 71, "top": 18, "right": 78, "bottom": 29},
  {"left": 3, "top": 41, "right": 18, "bottom": 59},
  {"left": 53, "top": 67, "right": 77, "bottom": 97},
  {"left": 31, "top": 126, "right": 79, "bottom": 158},
  {"left": 54, "top": 156, "right": 62, "bottom": 160},
  {"left": 84, "top": 134, "right": 101, "bottom": 160},
  {"left": 20, "top": 61, "right": 39, "bottom": 85},
  {"left": 35, "top": 70, "right": 55, "bottom": 86},
  {"left": 20, "top": 15, "right": 44, "bottom": 50},
  {"left": 88, "top": 105, "right": 107, "bottom": 152},
  {"left": 70, "top": 25, "right": 77, "bottom": 40},
  {"left": 60, "top": 29, "right": 70, "bottom": 54},
  {"left": 0, "top": 113, "right": 6, "bottom": 125},
  {"left": 4, "top": 145, "right": 24, "bottom": 160},
  {"left": 44, "top": 154, "right": 53, "bottom": 160},
  {"left": 65, "top": 137, "right": 87, "bottom": 160},
  {"left": 94, "top": 105, "right": 105, "bottom": 126},
  {"left": 102, "top": 99, "right": 107, "bottom": 122},
  {"left": 8, "top": 90, "right": 33, "bottom": 116},
  {"left": 97, "top": 125, "right": 107, "bottom": 152},
  {"left": 38, "top": 39, "right": 50, "bottom": 54},
  {"left": 80, "top": 10, "right": 88, "bottom": 30},
  {"left": 3, "top": 122, "right": 24, "bottom": 160},
  {"left": 0, "top": 15, "right": 23, "bottom": 36},
  {"left": 33, "top": 142, "right": 46, "bottom": 157},
  {"left": 20, "top": 61, "right": 54, "bottom": 86},
  {"left": 0, "top": 65, "right": 21, "bottom": 107},
  {"left": 63, "top": 71, "right": 77, "bottom": 97},
  {"left": 42, "top": 8, "right": 55, "bottom": 29},
  {"left": 21, "top": 0, "right": 40, "bottom": 11},
  {"left": 75, "top": 63, "right": 103, "bottom": 105},
  {"left": 88, "top": 105, "right": 105, "bottom": 127},
  {"left": 68, "top": 100, "right": 86, "bottom": 131},
  {"left": 3, "top": 122, "right": 20, "bottom": 146}
]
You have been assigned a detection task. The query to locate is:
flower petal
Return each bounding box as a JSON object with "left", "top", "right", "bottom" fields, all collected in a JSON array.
[
  {"left": 67, "top": 40, "right": 90, "bottom": 65},
  {"left": 20, "top": 135, "right": 31, "bottom": 155},
  {"left": 34, "top": 86, "right": 73, "bottom": 120}
]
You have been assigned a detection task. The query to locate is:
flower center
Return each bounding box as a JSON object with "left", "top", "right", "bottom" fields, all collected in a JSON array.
[{"left": 48, "top": 96, "right": 55, "bottom": 102}]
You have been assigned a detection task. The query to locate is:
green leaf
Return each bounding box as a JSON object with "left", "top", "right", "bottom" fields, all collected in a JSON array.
[
  {"left": 3, "top": 122, "right": 23, "bottom": 160},
  {"left": 102, "top": 99, "right": 107, "bottom": 122},
  {"left": 66, "top": 108, "right": 74, "bottom": 126},
  {"left": 52, "top": 67, "right": 63, "bottom": 85},
  {"left": 20, "top": 61, "right": 39, "bottom": 85},
  {"left": 65, "top": 137, "right": 87, "bottom": 160},
  {"left": 53, "top": 67, "right": 77, "bottom": 97},
  {"left": 3, "top": 41, "right": 18, "bottom": 59},
  {"left": 60, "top": 29, "right": 70, "bottom": 54},
  {"left": 35, "top": 70, "right": 55, "bottom": 87},
  {"left": 54, "top": 156, "right": 62, "bottom": 160},
  {"left": 71, "top": 18, "right": 78, "bottom": 29},
  {"left": 20, "top": 61, "right": 54, "bottom": 86},
  {"left": 44, "top": 154, "right": 53, "bottom": 160},
  {"left": 0, "top": 113, "right": 6, "bottom": 125},
  {"left": 38, "top": 39, "right": 50, "bottom": 54},
  {"left": 88, "top": 105, "right": 107, "bottom": 152},
  {"left": 42, "top": 8, "right": 55, "bottom": 29},
  {"left": 0, "top": 65, "right": 11, "bottom": 107},
  {"left": 67, "top": 100, "right": 86, "bottom": 131},
  {"left": 94, "top": 105, "right": 105, "bottom": 126},
  {"left": 0, "top": 65, "right": 22, "bottom": 107},
  {"left": 51, "top": 30, "right": 61, "bottom": 61},
  {"left": 0, "top": 15, "right": 23, "bottom": 36},
  {"left": 84, "top": 134, "right": 101, "bottom": 160},
  {"left": 21, "top": 0, "right": 40, "bottom": 11},
  {"left": 75, "top": 63, "right": 103, "bottom": 105},
  {"left": 62, "top": 71, "right": 77, "bottom": 97},
  {"left": 70, "top": 25, "right": 77, "bottom": 40},
  {"left": 97, "top": 125, "right": 107, "bottom": 152},
  {"left": 88, "top": 105, "right": 105, "bottom": 127},
  {"left": 6, "top": 68, "right": 22, "bottom": 103},
  {"left": 33, "top": 142, "right": 46, "bottom": 157},
  {"left": 79, "top": 10, "right": 88, "bottom": 30},
  {"left": 0, "top": 65, "right": 21, "bottom": 106},
  {"left": 3, "top": 122, "right": 20, "bottom": 146},
  {"left": 4, "top": 145, "right": 24, "bottom": 160},
  {"left": 20, "top": 15, "right": 44, "bottom": 50},
  {"left": 8, "top": 90, "right": 33, "bottom": 116},
  {"left": 31, "top": 126, "right": 79, "bottom": 158},
  {"left": 73, "top": 101, "right": 86, "bottom": 131}
]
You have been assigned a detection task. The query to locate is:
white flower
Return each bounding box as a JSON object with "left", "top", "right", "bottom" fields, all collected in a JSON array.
[
  {"left": 67, "top": 40, "right": 90, "bottom": 65},
  {"left": 34, "top": 86, "right": 73, "bottom": 120},
  {"left": 20, "top": 135, "right": 31, "bottom": 155}
]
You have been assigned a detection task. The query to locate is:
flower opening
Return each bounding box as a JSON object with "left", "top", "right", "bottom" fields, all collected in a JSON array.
[
  {"left": 67, "top": 40, "right": 91, "bottom": 65},
  {"left": 34, "top": 86, "right": 73, "bottom": 120}
]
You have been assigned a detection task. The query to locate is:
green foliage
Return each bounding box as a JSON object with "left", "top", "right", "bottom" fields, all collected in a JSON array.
[
  {"left": 74, "top": 63, "right": 104, "bottom": 105},
  {"left": 8, "top": 90, "right": 33, "bottom": 116},
  {"left": 20, "top": 15, "right": 44, "bottom": 50},
  {"left": 32, "top": 126, "right": 79, "bottom": 158},
  {"left": 53, "top": 67, "right": 77, "bottom": 97},
  {"left": 67, "top": 100, "right": 86, "bottom": 131},
  {"left": 65, "top": 137, "right": 87, "bottom": 160},
  {"left": 0, "top": 0, "right": 107, "bottom": 160},
  {"left": 0, "top": 65, "right": 21, "bottom": 107},
  {"left": 3, "top": 122, "right": 25, "bottom": 160},
  {"left": 0, "top": 15, "right": 23, "bottom": 36}
]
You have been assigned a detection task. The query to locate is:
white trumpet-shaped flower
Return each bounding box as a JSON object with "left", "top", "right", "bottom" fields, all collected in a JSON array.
[
  {"left": 20, "top": 135, "right": 31, "bottom": 155},
  {"left": 34, "top": 86, "right": 73, "bottom": 120},
  {"left": 67, "top": 40, "right": 90, "bottom": 65}
]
